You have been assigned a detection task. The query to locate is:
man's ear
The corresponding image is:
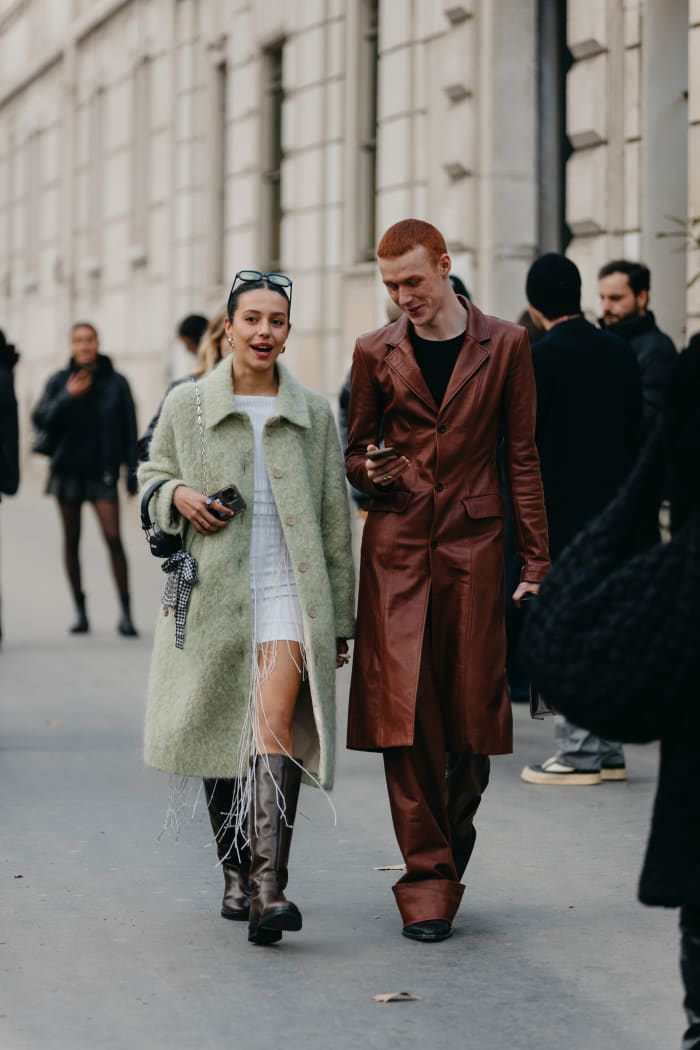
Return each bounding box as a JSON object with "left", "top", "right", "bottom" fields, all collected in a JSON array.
[
  {"left": 637, "top": 289, "right": 649, "bottom": 313},
  {"left": 439, "top": 252, "right": 451, "bottom": 277}
]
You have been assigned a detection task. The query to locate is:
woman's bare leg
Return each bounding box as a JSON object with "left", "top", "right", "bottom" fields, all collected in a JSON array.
[{"left": 254, "top": 641, "right": 303, "bottom": 755}]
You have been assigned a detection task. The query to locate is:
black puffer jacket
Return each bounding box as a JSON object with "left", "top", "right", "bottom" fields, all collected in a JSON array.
[
  {"left": 602, "top": 311, "right": 677, "bottom": 435},
  {"left": 32, "top": 355, "right": 138, "bottom": 492}
]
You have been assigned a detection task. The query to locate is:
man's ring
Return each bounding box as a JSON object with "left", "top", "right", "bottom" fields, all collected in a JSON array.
[{"left": 382, "top": 473, "right": 393, "bottom": 483}]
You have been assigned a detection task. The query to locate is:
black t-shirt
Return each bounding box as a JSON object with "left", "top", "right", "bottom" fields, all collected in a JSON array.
[{"left": 409, "top": 327, "right": 466, "bottom": 407}]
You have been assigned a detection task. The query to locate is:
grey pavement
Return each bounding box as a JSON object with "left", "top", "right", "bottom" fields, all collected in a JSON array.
[{"left": 0, "top": 473, "right": 683, "bottom": 1049}]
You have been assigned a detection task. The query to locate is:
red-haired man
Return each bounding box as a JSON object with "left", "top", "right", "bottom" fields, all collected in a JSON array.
[{"left": 345, "top": 219, "right": 550, "bottom": 941}]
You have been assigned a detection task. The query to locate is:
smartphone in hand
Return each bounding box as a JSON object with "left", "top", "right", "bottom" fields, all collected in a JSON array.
[{"left": 366, "top": 447, "right": 400, "bottom": 462}]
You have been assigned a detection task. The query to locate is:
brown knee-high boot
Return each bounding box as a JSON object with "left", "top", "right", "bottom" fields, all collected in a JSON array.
[
  {"left": 203, "top": 778, "right": 251, "bottom": 921},
  {"left": 247, "top": 754, "right": 303, "bottom": 945}
]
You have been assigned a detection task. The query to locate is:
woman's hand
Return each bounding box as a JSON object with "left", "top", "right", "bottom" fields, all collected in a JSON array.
[
  {"left": 66, "top": 370, "right": 93, "bottom": 398},
  {"left": 172, "top": 485, "right": 233, "bottom": 534},
  {"left": 365, "top": 444, "right": 411, "bottom": 488},
  {"left": 336, "top": 638, "right": 350, "bottom": 669}
]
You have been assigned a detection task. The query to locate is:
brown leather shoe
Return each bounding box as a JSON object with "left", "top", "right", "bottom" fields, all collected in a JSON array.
[
  {"left": 203, "top": 778, "right": 251, "bottom": 920},
  {"left": 248, "top": 754, "right": 303, "bottom": 945}
]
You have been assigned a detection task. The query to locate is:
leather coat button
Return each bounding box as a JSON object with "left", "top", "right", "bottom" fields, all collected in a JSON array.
[
  {"left": 163, "top": 608, "right": 169, "bottom": 617},
  {"left": 286, "top": 514, "right": 296, "bottom": 526},
  {"left": 436, "top": 483, "right": 444, "bottom": 492},
  {"left": 298, "top": 562, "right": 309, "bottom": 572},
  {"left": 430, "top": 540, "right": 438, "bottom": 550},
  {"left": 272, "top": 468, "right": 283, "bottom": 478},
  {"left": 308, "top": 607, "right": 317, "bottom": 618},
  {"left": 438, "top": 425, "right": 447, "bottom": 434}
]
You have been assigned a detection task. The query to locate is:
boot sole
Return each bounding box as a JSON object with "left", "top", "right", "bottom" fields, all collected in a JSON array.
[
  {"left": 248, "top": 904, "right": 303, "bottom": 944},
  {"left": 221, "top": 907, "right": 250, "bottom": 921},
  {"left": 248, "top": 923, "right": 283, "bottom": 945}
]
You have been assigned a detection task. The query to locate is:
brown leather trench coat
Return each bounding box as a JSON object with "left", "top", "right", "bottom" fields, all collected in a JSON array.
[{"left": 345, "top": 300, "right": 550, "bottom": 755}]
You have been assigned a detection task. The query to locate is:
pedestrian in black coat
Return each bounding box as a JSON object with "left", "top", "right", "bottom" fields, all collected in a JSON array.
[
  {"left": 32, "top": 322, "right": 139, "bottom": 637},
  {"left": 0, "top": 330, "right": 20, "bottom": 646},
  {"left": 520, "top": 253, "right": 643, "bottom": 786},
  {"left": 598, "top": 259, "right": 677, "bottom": 434},
  {"left": 532, "top": 316, "right": 643, "bottom": 561},
  {"left": 0, "top": 331, "right": 19, "bottom": 499}
]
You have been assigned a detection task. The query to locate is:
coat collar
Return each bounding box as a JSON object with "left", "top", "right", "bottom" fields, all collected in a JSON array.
[
  {"left": 384, "top": 297, "right": 491, "bottom": 412},
  {"left": 201, "top": 357, "right": 311, "bottom": 430}
]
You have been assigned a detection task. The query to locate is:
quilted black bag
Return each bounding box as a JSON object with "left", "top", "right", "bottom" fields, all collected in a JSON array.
[
  {"left": 140, "top": 479, "right": 183, "bottom": 558},
  {"left": 521, "top": 347, "right": 700, "bottom": 744}
]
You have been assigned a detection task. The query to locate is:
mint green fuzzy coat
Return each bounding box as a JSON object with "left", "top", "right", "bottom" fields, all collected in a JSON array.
[{"left": 138, "top": 358, "right": 355, "bottom": 789}]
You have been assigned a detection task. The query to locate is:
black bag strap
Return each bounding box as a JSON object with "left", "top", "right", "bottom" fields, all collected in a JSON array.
[{"left": 140, "top": 478, "right": 169, "bottom": 531}]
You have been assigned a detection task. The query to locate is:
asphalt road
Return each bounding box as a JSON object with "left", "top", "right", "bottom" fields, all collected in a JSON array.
[{"left": 0, "top": 475, "right": 683, "bottom": 1049}]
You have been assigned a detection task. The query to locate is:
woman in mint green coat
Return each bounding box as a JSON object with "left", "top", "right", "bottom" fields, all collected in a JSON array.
[{"left": 139, "top": 272, "right": 354, "bottom": 945}]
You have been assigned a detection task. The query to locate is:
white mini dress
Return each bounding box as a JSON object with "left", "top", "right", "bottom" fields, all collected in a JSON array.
[{"left": 233, "top": 394, "right": 303, "bottom": 646}]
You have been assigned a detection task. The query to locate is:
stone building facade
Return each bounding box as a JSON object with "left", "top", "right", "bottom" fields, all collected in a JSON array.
[{"left": 0, "top": 0, "right": 698, "bottom": 446}]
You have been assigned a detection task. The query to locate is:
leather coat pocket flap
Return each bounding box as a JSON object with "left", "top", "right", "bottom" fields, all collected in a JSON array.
[
  {"left": 366, "top": 490, "right": 412, "bottom": 514},
  {"left": 461, "top": 493, "right": 506, "bottom": 519}
]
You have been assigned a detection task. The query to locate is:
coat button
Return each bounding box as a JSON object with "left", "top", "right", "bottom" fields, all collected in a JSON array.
[
  {"left": 436, "top": 483, "right": 444, "bottom": 492},
  {"left": 163, "top": 608, "right": 169, "bottom": 617},
  {"left": 298, "top": 562, "right": 309, "bottom": 572},
  {"left": 286, "top": 514, "right": 296, "bottom": 526},
  {"left": 438, "top": 425, "right": 447, "bottom": 434},
  {"left": 308, "top": 607, "right": 317, "bottom": 618},
  {"left": 272, "top": 468, "right": 283, "bottom": 478},
  {"left": 430, "top": 540, "right": 438, "bottom": 550}
]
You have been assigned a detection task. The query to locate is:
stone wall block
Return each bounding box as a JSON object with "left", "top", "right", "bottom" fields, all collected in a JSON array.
[
  {"left": 567, "top": 53, "right": 608, "bottom": 148},
  {"left": 623, "top": 0, "right": 642, "bottom": 47},
  {"left": 149, "top": 129, "right": 170, "bottom": 205},
  {"left": 103, "top": 150, "right": 130, "bottom": 221},
  {"left": 689, "top": 26, "right": 700, "bottom": 125},
  {"left": 288, "top": 26, "right": 325, "bottom": 91},
  {"left": 379, "top": 46, "right": 412, "bottom": 122},
  {"left": 566, "top": 145, "right": 608, "bottom": 235},
  {"left": 567, "top": 0, "right": 608, "bottom": 59},
  {"left": 379, "top": 0, "right": 412, "bottom": 53},
  {"left": 623, "top": 140, "right": 640, "bottom": 232},
  {"left": 435, "top": 19, "right": 474, "bottom": 99},
  {"left": 229, "top": 115, "right": 257, "bottom": 176},
  {"left": 624, "top": 44, "right": 641, "bottom": 141},
  {"left": 415, "top": 0, "right": 449, "bottom": 41},
  {"left": 377, "top": 116, "right": 411, "bottom": 190}
]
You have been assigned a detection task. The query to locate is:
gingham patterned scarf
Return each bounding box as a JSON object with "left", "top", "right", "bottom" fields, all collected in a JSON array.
[{"left": 161, "top": 550, "right": 199, "bottom": 649}]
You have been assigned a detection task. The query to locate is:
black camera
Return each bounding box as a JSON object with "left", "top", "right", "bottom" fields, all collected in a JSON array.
[{"left": 206, "top": 485, "right": 247, "bottom": 520}]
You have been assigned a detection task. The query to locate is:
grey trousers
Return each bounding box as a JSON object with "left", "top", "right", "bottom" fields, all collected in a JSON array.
[{"left": 554, "top": 715, "right": 624, "bottom": 771}]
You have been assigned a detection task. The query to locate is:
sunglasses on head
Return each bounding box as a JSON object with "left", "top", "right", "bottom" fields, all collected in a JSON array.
[{"left": 229, "top": 270, "right": 293, "bottom": 313}]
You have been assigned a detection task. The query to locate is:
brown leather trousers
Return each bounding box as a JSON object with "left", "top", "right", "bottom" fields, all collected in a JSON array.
[{"left": 383, "top": 620, "right": 490, "bottom": 926}]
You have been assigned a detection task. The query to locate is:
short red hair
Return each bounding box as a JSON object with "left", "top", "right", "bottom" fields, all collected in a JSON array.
[{"left": 377, "top": 219, "right": 447, "bottom": 264}]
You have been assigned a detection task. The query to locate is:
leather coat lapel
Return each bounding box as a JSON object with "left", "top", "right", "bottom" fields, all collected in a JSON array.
[
  {"left": 441, "top": 301, "right": 491, "bottom": 412},
  {"left": 384, "top": 314, "right": 436, "bottom": 412},
  {"left": 383, "top": 299, "right": 492, "bottom": 414}
]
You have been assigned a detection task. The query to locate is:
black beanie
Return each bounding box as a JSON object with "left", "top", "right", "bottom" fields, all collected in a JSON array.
[{"left": 526, "top": 253, "right": 582, "bottom": 320}]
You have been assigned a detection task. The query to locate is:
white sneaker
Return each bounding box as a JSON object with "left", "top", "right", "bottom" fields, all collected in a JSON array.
[{"left": 521, "top": 756, "right": 602, "bottom": 786}]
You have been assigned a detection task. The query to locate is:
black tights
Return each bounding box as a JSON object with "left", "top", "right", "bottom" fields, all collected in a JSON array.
[{"left": 58, "top": 499, "right": 130, "bottom": 599}]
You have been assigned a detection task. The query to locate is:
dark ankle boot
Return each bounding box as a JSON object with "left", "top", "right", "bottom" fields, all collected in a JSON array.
[
  {"left": 117, "top": 593, "right": 138, "bottom": 637},
  {"left": 69, "top": 592, "right": 89, "bottom": 634},
  {"left": 203, "top": 778, "right": 251, "bottom": 920},
  {"left": 248, "top": 754, "right": 303, "bottom": 945}
]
